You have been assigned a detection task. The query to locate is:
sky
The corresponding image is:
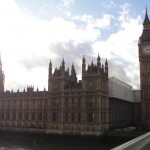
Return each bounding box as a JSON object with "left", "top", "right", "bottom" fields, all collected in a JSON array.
[{"left": 0, "top": 0, "right": 149, "bottom": 91}]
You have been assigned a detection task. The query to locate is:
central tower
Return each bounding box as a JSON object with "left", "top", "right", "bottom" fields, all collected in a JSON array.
[{"left": 139, "top": 8, "right": 150, "bottom": 129}]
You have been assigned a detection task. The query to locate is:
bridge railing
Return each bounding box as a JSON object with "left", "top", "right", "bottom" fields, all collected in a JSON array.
[{"left": 111, "top": 132, "right": 150, "bottom": 150}]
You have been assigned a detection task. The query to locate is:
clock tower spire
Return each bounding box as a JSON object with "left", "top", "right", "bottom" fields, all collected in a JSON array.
[
  {"left": 139, "top": 8, "right": 150, "bottom": 129},
  {"left": 143, "top": 7, "right": 149, "bottom": 24}
]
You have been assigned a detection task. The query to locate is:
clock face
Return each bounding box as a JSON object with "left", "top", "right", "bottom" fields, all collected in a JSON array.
[{"left": 142, "top": 45, "right": 150, "bottom": 54}]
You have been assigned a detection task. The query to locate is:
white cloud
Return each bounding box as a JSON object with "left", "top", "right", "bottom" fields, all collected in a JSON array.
[
  {"left": 62, "top": 0, "right": 75, "bottom": 8},
  {"left": 72, "top": 14, "right": 113, "bottom": 30},
  {"left": 101, "top": 0, "right": 116, "bottom": 9},
  {"left": 95, "top": 14, "right": 114, "bottom": 29}
]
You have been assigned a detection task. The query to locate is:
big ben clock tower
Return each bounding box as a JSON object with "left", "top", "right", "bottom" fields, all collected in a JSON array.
[{"left": 139, "top": 8, "right": 150, "bottom": 129}]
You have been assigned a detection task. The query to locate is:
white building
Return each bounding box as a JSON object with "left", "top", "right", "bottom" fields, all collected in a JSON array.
[{"left": 109, "top": 77, "right": 134, "bottom": 102}]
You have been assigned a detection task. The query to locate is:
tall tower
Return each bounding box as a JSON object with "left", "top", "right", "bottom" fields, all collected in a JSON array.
[
  {"left": 0, "top": 56, "right": 4, "bottom": 92},
  {"left": 139, "top": 8, "right": 150, "bottom": 129}
]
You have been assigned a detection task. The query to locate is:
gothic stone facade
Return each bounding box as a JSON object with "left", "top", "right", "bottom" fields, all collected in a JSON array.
[
  {"left": 139, "top": 9, "right": 150, "bottom": 129},
  {"left": 0, "top": 55, "right": 109, "bottom": 135}
]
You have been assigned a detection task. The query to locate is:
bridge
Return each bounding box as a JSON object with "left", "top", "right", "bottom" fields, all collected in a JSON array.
[{"left": 111, "top": 132, "right": 150, "bottom": 150}]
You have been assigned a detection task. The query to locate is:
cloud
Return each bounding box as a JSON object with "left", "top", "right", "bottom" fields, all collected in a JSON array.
[
  {"left": 19, "top": 55, "right": 50, "bottom": 71},
  {"left": 72, "top": 14, "right": 113, "bottom": 30},
  {"left": 101, "top": 0, "right": 116, "bottom": 9},
  {"left": 0, "top": 0, "right": 100, "bottom": 91},
  {"left": 62, "top": 0, "right": 75, "bottom": 8},
  {"left": 48, "top": 41, "right": 93, "bottom": 76},
  {"left": 0, "top": 0, "right": 143, "bottom": 91},
  {"left": 92, "top": 3, "right": 142, "bottom": 89}
]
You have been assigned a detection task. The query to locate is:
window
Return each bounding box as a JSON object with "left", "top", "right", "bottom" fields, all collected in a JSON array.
[
  {"left": 12, "top": 113, "right": 16, "bottom": 120},
  {"left": 87, "top": 97, "right": 94, "bottom": 107},
  {"left": 6, "top": 113, "right": 10, "bottom": 120},
  {"left": 52, "top": 112, "right": 57, "bottom": 122},
  {"left": 31, "top": 100, "right": 35, "bottom": 108},
  {"left": 78, "top": 112, "right": 81, "bottom": 122},
  {"left": 19, "top": 113, "right": 22, "bottom": 120},
  {"left": 87, "top": 112, "right": 94, "bottom": 122},
  {"left": 78, "top": 98, "right": 81, "bottom": 107},
  {"left": 32, "top": 113, "right": 35, "bottom": 121},
  {"left": 45, "top": 113, "right": 47, "bottom": 121},
  {"left": 71, "top": 98, "right": 75, "bottom": 108},
  {"left": 88, "top": 81, "right": 93, "bottom": 89},
  {"left": 64, "top": 98, "right": 69, "bottom": 107},
  {"left": 52, "top": 99, "right": 59, "bottom": 108},
  {"left": 65, "top": 112, "right": 68, "bottom": 122},
  {"left": 25, "top": 113, "right": 29, "bottom": 120},
  {"left": 39, "top": 113, "right": 42, "bottom": 121},
  {"left": 1, "top": 113, "right": 4, "bottom": 120},
  {"left": 71, "top": 113, "right": 75, "bottom": 122}
]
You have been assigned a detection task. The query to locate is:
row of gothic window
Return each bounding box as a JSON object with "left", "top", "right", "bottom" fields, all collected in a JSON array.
[
  {"left": 52, "top": 112, "right": 95, "bottom": 123},
  {"left": 51, "top": 97, "right": 96, "bottom": 108},
  {"left": 0, "top": 113, "right": 46, "bottom": 121}
]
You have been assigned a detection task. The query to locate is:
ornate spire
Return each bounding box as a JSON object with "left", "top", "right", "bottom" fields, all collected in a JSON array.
[
  {"left": 82, "top": 55, "right": 86, "bottom": 77},
  {"left": 61, "top": 58, "right": 65, "bottom": 77},
  {"left": 71, "top": 63, "right": 76, "bottom": 80},
  {"left": 143, "top": 7, "right": 149, "bottom": 24},
  {"left": 49, "top": 59, "right": 52, "bottom": 77},
  {"left": 97, "top": 53, "right": 100, "bottom": 62},
  {"left": 105, "top": 59, "right": 108, "bottom": 66},
  {"left": 105, "top": 59, "right": 108, "bottom": 74},
  {"left": 91, "top": 60, "right": 93, "bottom": 66},
  {"left": 62, "top": 58, "right": 65, "bottom": 67},
  {"left": 97, "top": 53, "right": 101, "bottom": 70},
  {"left": 82, "top": 55, "right": 85, "bottom": 64},
  {"left": 71, "top": 63, "right": 75, "bottom": 71}
]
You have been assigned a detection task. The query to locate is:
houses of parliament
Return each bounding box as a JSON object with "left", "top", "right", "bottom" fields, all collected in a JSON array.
[{"left": 0, "top": 9, "right": 150, "bottom": 136}]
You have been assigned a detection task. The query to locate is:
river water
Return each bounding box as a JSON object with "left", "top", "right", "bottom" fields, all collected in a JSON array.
[{"left": 0, "top": 132, "right": 133, "bottom": 150}]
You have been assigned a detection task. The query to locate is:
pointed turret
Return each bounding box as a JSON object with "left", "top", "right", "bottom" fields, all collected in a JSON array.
[
  {"left": 49, "top": 60, "right": 52, "bottom": 78},
  {"left": 71, "top": 63, "right": 75, "bottom": 75},
  {"left": 91, "top": 60, "right": 93, "bottom": 66},
  {"left": 105, "top": 59, "right": 108, "bottom": 75},
  {"left": 0, "top": 55, "right": 4, "bottom": 92},
  {"left": 82, "top": 55, "right": 86, "bottom": 77},
  {"left": 61, "top": 58, "right": 65, "bottom": 77},
  {"left": 82, "top": 55, "right": 85, "bottom": 64},
  {"left": 71, "top": 63, "right": 76, "bottom": 81},
  {"left": 97, "top": 54, "right": 100, "bottom": 63},
  {"left": 97, "top": 54, "right": 101, "bottom": 72},
  {"left": 62, "top": 58, "right": 65, "bottom": 68}
]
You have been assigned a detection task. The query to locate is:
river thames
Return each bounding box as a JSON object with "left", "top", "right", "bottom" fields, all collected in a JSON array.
[{"left": 0, "top": 131, "right": 135, "bottom": 150}]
